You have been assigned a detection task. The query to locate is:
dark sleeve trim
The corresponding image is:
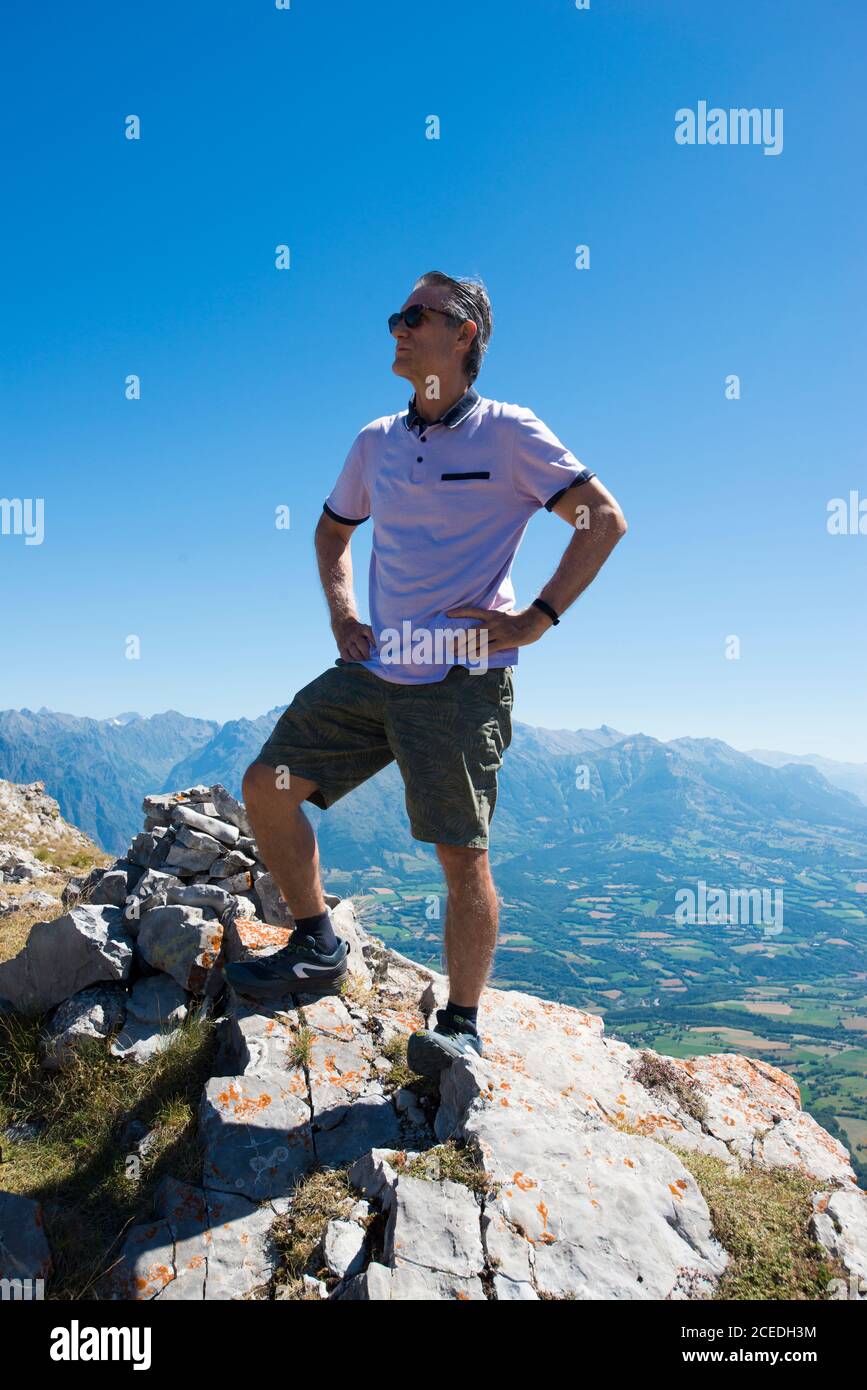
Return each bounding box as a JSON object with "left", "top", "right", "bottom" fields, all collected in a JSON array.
[
  {"left": 323, "top": 502, "right": 370, "bottom": 526},
  {"left": 544, "top": 469, "right": 596, "bottom": 512}
]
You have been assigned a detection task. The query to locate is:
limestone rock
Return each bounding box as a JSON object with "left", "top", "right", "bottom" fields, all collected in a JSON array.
[
  {"left": 40, "top": 983, "right": 127, "bottom": 1070},
  {"left": 105, "top": 1174, "right": 276, "bottom": 1300},
  {"left": 166, "top": 829, "right": 224, "bottom": 875},
  {"left": 136, "top": 904, "right": 224, "bottom": 995},
  {"left": 0, "top": 904, "right": 133, "bottom": 1015},
  {"left": 810, "top": 1189, "right": 867, "bottom": 1295},
  {"left": 684, "top": 1052, "right": 856, "bottom": 1185},
  {"left": 90, "top": 868, "right": 131, "bottom": 908},
  {"left": 302, "top": 1274, "right": 328, "bottom": 1298},
  {"left": 384, "top": 1175, "right": 484, "bottom": 1280},
  {"left": 338, "top": 1261, "right": 485, "bottom": 1301},
  {"left": 142, "top": 787, "right": 212, "bottom": 826},
  {"left": 0, "top": 841, "right": 49, "bottom": 883},
  {"left": 223, "top": 916, "right": 291, "bottom": 964},
  {"left": 253, "top": 872, "right": 293, "bottom": 929},
  {"left": 218, "top": 870, "right": 256, "bottom": 894},
  {"left": 109, "top": 975, "right": 189, "bottom": 1063},
  {"left": 171, "top": 804, "right": 240, "bottom": 848},
  {"left": 209, "top": 850, "right": 256, "bottom": 880},
  {"left": 210, "top": 784, "right": 254, "bottom": 837},
  {"left": 0, "top": 1192, "right": 53, "bottom": 1285},
  {"left": 323, "top": 1218, "right": 367, "bottom": 1279},
  {"left": 199, "top": 1069, "right": 314, "bottom": 1200},
  {"left": 165, "top": 882, "right": 235, "bottom": 918},
  {"left": 127, "top": 831, "right": 165, "bottom": 869}
]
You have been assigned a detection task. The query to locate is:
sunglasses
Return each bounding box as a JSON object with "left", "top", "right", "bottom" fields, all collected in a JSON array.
[{"left": 388, "top": 303, "right": 461, "bottom": 334}]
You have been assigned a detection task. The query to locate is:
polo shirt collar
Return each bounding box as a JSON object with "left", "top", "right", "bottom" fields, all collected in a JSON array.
[{"left": 403, "top": 384, "right": 480, "bottom": 433}]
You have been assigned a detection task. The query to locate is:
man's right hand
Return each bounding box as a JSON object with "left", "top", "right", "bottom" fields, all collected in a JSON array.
[{"left": 332, "top": 616, "right": 377, "bottom": 662}]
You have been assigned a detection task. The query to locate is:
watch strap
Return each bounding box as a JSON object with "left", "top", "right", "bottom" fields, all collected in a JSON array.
[{"left": 532, "top": 598, "right": 560, "bottom": 626}]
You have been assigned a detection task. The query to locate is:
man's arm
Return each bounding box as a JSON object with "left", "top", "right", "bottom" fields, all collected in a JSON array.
[
  {"left": 314, "top": 512, "right": 377, "bottom": 661},
  {"left": 532, "top": 475, "right": 628, "bottom": 628},
  {"left": 446, "top": 476, "right": 627, "bottom": 653}
]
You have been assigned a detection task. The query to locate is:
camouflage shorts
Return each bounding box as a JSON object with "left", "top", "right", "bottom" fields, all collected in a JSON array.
[{"left": 255, "top": 659, "right": 514, "bottom": 849}]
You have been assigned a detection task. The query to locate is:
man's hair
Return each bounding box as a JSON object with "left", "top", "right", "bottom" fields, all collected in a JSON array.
[{"left": 413, "top": 271, "right": 493, "bottom": 384}]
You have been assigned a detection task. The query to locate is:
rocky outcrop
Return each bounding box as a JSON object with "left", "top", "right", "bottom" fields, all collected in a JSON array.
[
  {"left": 0, "top": 905, "right": 133, "bottom": 1014},
  {"left": 0, "top": 778, "right": 105, "bottom": 929},
  {"left": 1, "top": 781, "right": 866, "bottom": 1300},
  {"left": 0, "top": 779, "right": 95, "bottom": 860}
]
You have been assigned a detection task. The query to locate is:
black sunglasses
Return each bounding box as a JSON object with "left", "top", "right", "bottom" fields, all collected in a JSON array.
[{"left": 388, "top": 303, "right": 460, "bottom": 334}]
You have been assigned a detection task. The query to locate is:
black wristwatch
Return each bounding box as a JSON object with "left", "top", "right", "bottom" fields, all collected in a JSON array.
[{"left": 532, "top": 598, "right": 560, "bottom": 626}]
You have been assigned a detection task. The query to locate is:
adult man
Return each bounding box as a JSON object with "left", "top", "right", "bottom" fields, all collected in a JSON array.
[{"left": 224, "top": 271, "right": 627, "bottom": 1075}]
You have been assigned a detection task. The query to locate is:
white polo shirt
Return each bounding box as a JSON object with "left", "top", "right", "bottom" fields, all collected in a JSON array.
[{"left": 323, "top": 386, "right": 595, "bottom": 684}]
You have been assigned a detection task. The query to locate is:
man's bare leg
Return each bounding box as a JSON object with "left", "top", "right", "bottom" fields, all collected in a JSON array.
[
  {"left": 241, "top": 762, "right": 326, "bottom": 919},
  {"left": 434, "top": 844, "right": 499, "bottom": 1007}
]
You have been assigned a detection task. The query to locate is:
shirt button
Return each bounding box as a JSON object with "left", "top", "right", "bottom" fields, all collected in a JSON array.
[
  {"left": 417, "top": 456, "right": 423, "bottom": 462},
  {"left": 420, "top": 435, "right": 427, "bottom": 442}
]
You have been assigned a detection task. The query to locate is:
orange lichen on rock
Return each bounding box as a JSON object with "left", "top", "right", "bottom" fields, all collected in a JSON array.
[
  {"left": 235, "top": 921, "right": 291, "bottom": 951},
  {"left": 513, "top": 1172, "right": 537, "bottom": 1190},
  {"left": 217, "top": 1081, "right": 273, "bottom": 1118}
]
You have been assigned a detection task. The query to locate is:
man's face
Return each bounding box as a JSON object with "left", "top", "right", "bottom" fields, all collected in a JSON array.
[{"left": 390, "top": 284, "right": 462, "bottom": 384}]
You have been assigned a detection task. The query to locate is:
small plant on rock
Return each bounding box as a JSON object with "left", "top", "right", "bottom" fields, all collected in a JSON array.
[{"left": 632, "top": 1050, "right": 708, "bottom": 1125}]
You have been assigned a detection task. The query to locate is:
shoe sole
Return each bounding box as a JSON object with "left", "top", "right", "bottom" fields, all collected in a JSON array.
[{"left": 406, "top": 1029, "right": 481, "bottom": 1077}]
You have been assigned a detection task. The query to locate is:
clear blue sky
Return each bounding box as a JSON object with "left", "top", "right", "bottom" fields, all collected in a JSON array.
[{"left": 1, "top": 1, "right": 865, "bottom": 759}]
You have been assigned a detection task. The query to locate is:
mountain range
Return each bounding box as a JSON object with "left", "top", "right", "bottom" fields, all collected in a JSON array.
[{"left": 1, "top": 706, "right": 865, "bottom": 864}]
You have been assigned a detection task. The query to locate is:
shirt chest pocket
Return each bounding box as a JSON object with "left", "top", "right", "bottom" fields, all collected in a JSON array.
[
  {"left": 426, "top": 471, "right": 496, "bottom": 525},
  {"left": 428, "top": 470, "right": 495, "bottom": 512}
]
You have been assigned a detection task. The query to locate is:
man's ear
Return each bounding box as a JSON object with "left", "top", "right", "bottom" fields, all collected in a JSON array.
[{"left": 457, "top": 319, "right": 478, "bottom": 353}]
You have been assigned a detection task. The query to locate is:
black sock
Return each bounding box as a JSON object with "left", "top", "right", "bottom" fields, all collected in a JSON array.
[
  {"left": 293, "top": 909, "right": 338, "bottom": 954},
  {"left": 443, "top": 1000, "right": 479, "bottom": 1034}
]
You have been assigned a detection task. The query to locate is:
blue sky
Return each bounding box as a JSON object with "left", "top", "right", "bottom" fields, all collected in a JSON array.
[{"left": 1, "top": 0, "right": 865, "bottom": 759}]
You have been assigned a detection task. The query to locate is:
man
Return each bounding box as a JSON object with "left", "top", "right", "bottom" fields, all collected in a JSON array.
[{"left": 224, "top": 271, "right": 627, "bottom": 1075}]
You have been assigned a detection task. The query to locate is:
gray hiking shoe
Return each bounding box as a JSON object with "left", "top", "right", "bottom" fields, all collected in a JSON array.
[
  {"left": 224, "top": 933, "right": 349, "bottom": 1000},
  {"left": 406, "top": 1009, "right": 484, "bottom": 1077}
]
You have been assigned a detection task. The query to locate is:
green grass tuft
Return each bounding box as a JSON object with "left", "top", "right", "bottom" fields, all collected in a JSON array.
[
  {"left": 670, "top": 1147, "right": 847, "bottom": 1300},
  {"left": 0, "top": 1003, "right": 217, "bottom": 1299}
]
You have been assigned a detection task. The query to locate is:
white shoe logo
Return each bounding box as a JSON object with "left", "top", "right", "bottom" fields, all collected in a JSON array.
[{"left": 293, "top": 962, "right": 336, "bottom": 978}]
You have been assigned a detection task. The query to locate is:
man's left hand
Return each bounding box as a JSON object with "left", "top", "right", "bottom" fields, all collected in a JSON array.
[{"left": 445, "top": 605, "right": 553, "bottom": 656}]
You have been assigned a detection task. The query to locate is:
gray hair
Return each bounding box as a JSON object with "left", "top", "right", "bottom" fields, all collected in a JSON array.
[{"left": 413, "top": 271, "right": 493, "bottom": 384}]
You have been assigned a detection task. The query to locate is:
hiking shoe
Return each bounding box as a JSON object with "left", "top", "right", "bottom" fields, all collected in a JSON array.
[
  {"left": 406, "top": 1009, "right": 484, "bottom": 1077},
  {"left": 224, "top": 933, "right": 350, "bottom": 1000}
]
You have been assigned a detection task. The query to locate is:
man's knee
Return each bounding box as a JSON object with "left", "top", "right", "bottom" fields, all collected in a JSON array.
[
  {"left": 435, "top": 843, "right": 489, "bottom": 876},
  {"left": 242, "top": 761, "right": 316, "bottom": 812}
]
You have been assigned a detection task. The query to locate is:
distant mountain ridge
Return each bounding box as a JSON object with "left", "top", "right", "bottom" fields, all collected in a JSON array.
[
  {"left": 747, "top": 747, "right": 867, "bottom": 806},
  {"left": 0, "top": 708, "right": 220, "bottom": 851},
  {"left": 1, "top": 706, "right": 865, "bottom": 866}
]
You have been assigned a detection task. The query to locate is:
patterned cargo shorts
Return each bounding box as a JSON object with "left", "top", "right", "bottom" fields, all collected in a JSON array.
[{"left": 255, "top": 659, "right": 515, "bottom": 849}]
